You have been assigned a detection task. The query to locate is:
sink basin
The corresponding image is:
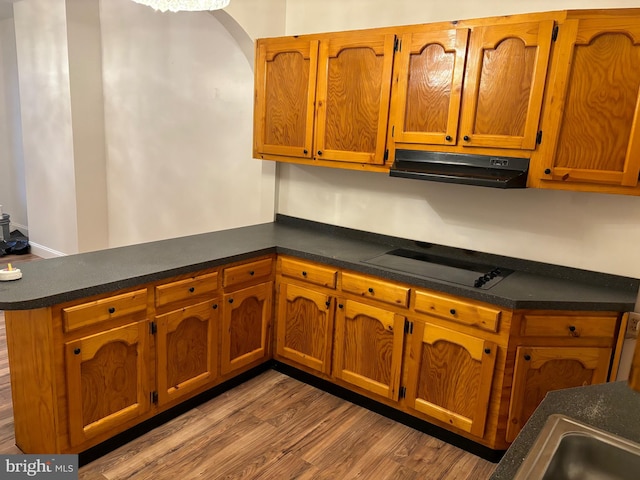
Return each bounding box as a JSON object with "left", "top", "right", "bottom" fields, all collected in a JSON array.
[{"left": 515, "top": 414, "right": 640, "bottom": 480}]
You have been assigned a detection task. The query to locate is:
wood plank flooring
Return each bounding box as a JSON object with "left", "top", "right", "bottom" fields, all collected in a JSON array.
[{"left": 0, "top": 253, "right": 497, "bottom": 479}]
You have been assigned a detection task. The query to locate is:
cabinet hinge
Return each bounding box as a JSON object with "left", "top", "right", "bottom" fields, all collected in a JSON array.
[
  {"left": 150, "top": 321, "right": 157, "bottom": 335},
  {"left": 399, "top": 386, "right": 406, "bottom": 399},
  {"left": 404, "top": 319, "right": 413, "bottom": 334},
  {"left": 536, "top": 130, "right": 543, "bottom": 145},
  {"left": 552, "top": 25, "right": 559, "bottom": 42},
  {"left": 394, "top": 37, "right": 400, "bottom": 52},
  {"left": 150, "top": 391, "right": 158, "bottom": 404},
  {"left": 384, "top": 149, "right": 389, "bottom": 161},
  {"left": 391, "top": 125, "right": 395, "bottom": 138}
]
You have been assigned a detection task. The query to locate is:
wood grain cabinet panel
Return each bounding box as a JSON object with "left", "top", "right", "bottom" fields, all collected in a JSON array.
[
  {"left": 506, "top": 346, "right": 612, "bottom": 442},
  {"left": 63, "top": 289, "right": 147, "bottom": 333},
  {"left": 405, "top": 321, "right": 497, "bottom": 438},
  {"left": 254, "top": 37, "right": 318, "bottom": 159},
  {"left": 154, "top": 272, "right": 218, "bottom": 311},
  {"left": 223, "top": 258, "right": 273, "bottom": 289},
  {"left": 276, "top": 282, "right": 335, "bottom": 375},
  {"left": 155, "top": 300, "right": 219, "bottom": 405},
  {"left": 315, "top": 33, "right": 396, "bottom": 164},
  {"left": 64, "top": 321, "right": 150, "bottom": 447},
  {"left": 333, "top": 299, "right": 405, "bottom": 400},
  {"left": 341, "top": 272, "right": 410, "bottom": 308},
  {"left": 221, "top": 282, "right": 273, "bottom": 376},
  {"left": 531, "top": 16, "right": 640, "bottom": 192},
  {"left": 279, "top": 257, "right": 338, "bottom": 288}
]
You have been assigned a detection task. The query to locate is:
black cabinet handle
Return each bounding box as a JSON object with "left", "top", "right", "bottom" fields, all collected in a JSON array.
[
  {"left": 74, "top": 348, "right": 81, "bottom": 355},
  {"left": 544, "top": 168, "right": 551, "bottom": 174},
  {"left": 524, "top": 354, "right": 531, "bottom": 361},
  {"left": 484, "top": 348, "right": 491, "bottom": 354},
  {"left": 338, "top": 303, "right": 344, "bottom": 309},
  {"left": 449, "top": 308, "right": 456, "bottom": 315},
  {"left": 463, "top": 135, "right": 470, "bottom": 141},
  {"left": 568, "top": 325, "right": 576, "bottom": 332},
  {"left": 302, "top": 271, "right": 307, "bottom": 277},
  {"left": 212, "top": 304, "right": 218, "bottom": 309},
  {"left": 325, "top": 301, "right": 331, "bottom": 308},
  {"left": 108, "top": 307, "right": 116, "bottom": 314},
  {"left": 445, "top": 135, "right": 452, "bottom": 141},
  {"left": 303, "top": 149, "right": 308, "bottom": 155},
  {"left": 228, "top": 298, "right": 234, "bottom": 304},
  {"left": 189, "top": 287, "right": 195, "bottom": 293},
  {"left": 317, "top": 150, "right": 323, "bottom": 156},
  {"left": 368, "top": 287, "right": 374, "bottom": 293},
  {"left": 249, "top": 270, "right": 255, "bottom": 276}
]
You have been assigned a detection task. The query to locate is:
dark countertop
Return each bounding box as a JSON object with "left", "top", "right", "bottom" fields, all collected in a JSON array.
[
  {"left": 490, "top": 381, "right": 640, "bottom": 479},
  {"left": 0, "top": 215, "right": 638, "bottom": 311}
]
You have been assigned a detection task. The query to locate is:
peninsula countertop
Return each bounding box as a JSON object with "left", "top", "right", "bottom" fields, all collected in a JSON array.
[{"left": 0, "top": 215, "right": 637, "bottom": 311}]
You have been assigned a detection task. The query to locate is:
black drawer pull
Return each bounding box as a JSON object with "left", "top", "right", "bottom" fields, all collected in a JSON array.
[
  {"left": 568, "top": 325, "right": 576, "bottom": 332},
  {"left": 189, "top": 287, "right": 195, "bottom": 293},
  {"left": 212, "top": 304, "right": 218, "bottom": 310},
  {"left": 108, "top": 307, "right": 116, "bottom": 314},
  {"left": 449, "top": 308, "right": 456, "bottom": 315},
  {"left": 368, "top": 287, "right": 374, "bottom": 293},
  {"left": 249, "top": 270, "right": 255, "bottom": 276},
  {"left": 302, "top": 271, "right": 307, "bottom": 277}
]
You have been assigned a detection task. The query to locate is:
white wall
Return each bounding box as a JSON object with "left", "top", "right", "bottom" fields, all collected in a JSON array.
[
  {"left": 0, "top": 16, "right": 27, "bottom": 233},
  {"left": 270, "top": 0, "right": 640, "bottom": 278},
  {"left": 100, "top": 0, "right": 276, "bottom": 247}
]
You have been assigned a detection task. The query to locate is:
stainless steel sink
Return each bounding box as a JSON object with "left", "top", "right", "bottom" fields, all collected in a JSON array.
[{"left": 515, "top": 414, "right": 640, "bottom": 480}]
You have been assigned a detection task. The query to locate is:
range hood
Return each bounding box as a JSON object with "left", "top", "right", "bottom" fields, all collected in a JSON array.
[{"left": 389, "top": 149, "right": 530, "bottom": 189}]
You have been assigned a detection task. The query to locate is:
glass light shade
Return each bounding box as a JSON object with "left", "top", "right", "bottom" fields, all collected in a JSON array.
[{"left": 131, "top": 0, "right": 230, "bottom": 12}]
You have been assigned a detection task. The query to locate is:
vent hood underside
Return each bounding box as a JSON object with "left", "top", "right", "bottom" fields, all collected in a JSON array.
[{"left": 389, "top": 149, "right": 530, "bottom": 189}]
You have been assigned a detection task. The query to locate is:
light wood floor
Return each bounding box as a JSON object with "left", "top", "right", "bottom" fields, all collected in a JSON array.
[{"left": 0, "top": 253, "right": 497, "bottom": 479}]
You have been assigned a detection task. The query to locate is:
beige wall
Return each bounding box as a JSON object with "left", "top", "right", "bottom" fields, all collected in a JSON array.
[{"left": 258, "top": 0, "right": 640, "bottom": 278}]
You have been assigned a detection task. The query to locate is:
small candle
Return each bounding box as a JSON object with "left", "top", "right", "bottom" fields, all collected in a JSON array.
[{"left": 0, "top": 264, "right": 22, "bottom": 281}]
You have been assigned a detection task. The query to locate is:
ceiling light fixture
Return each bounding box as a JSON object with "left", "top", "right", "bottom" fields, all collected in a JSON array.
[{"left": 131, "top": 0, "right": 230, "bottom": 12}]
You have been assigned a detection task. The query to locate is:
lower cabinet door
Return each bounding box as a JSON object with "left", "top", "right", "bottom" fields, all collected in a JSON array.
[
  {"left": 333, "top": 299, "right": 405, "bottom": 400},
  {"left": 221, "top": 281, "right": 273, "bottom": 375},
  {"left": 156, "top": 300, "right": 219, "bottom": 405},
  {"left": 276, "top": 282, "right": 334, "bottom": 375},
  {"left": 405, "top": 320, "right": 497, "bottom": 438},
  {"left": 506, "top": 346, "right": 612, "bottom": 442},
  {"left": 65, "top": 321, "right": 150, "bottom": 446}
]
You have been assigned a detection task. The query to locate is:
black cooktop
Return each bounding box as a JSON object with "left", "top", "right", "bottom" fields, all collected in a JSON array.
[{"left": 364, "top": 248, "right": 513, "bottom": 289}]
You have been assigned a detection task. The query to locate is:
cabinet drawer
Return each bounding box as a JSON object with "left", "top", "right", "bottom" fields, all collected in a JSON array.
[
  {"left": 341, "top": 272, "right": 409, "bottom": 308},
  {"left": 223, "top": 258, "right": 273, "bottom": 289},
  {"left": 155, "top": 272, "right": 219, "bottom": 310},
  {"left": 413, "top": 290, "right": 501, "bottom": 333},
  {"left": 279, "top": 257, "right": 337, "bottom": 288},
  {"left": 63, "top": 289, "right": 148, "bottom": 332},
  {"left": 520, "top": 314, "right": 618, "bottom": 339}
]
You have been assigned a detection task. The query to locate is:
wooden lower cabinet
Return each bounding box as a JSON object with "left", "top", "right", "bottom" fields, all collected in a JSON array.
[
  {"left": 276, "top": 282, "right": 335, "bottom": 375},
  {"left": 405, "top": 320, "right": 497, "bottom": 438},
  {"left": 332, "top": 299, "right": 405, "bottom": 400},
  {"left": 64, "top": 320, "right": 150, "bottom": 447},
  {"left": 155, "top": 300, "right": 220, "bottom": 405},
  {"left": 506, "top": 345, "right": 612, "bottom": 442},
  {"left": 221, "top": 281, "right": 273, "bottom": 375}
]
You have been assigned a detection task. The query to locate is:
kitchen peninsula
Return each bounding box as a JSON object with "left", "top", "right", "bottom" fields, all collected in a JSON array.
[{"left": 1, "top": 216, "right": 637, "bottom": 460}]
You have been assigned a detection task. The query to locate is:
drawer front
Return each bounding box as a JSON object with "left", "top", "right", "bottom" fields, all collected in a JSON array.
[
  {"left": 63, "top": 289, "right": 148, "bottom": 332},
  {"left": 155, "top": 272, "right": 219, "bottom": 310},
  {"left": 223, "top": 258, "right": 273, "bottom": 289},
  {"left": 520, "top": 314, "right": 618, "bottom": 338},
  {"left": 341, "top": 272, "right": 409, "bottom": 308},
  {"left": 279, "top": 257, "right": 337, "bottom": 288},
  {"left": 413, "top": 290, "right": 501, "bottom": 333}
]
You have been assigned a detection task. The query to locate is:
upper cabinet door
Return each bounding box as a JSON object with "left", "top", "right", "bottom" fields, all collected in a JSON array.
[
  {"left": 254, "top": 38, "right": 319, "bottom": 159},
  {"left": 459, "top": 21, "right": 554, "bottom": 150},
  {"left": 392, "top": 28, "right": 469, "bottom": 146},
  {"left": 314, "top": 33, "right": 396, "bottom": 164},
  {"left": 535, "top": 18, "right": 640, "bottom": 189}
]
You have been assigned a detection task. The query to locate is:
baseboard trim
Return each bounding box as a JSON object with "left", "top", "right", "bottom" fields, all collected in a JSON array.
[{"left": 27, "top": 242, "right": 66, "bottom": 259}]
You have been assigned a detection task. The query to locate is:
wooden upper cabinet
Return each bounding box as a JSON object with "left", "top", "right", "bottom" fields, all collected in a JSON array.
[
  {"left": 392, "top": 28, "right": 469, "bottom": 146},
  {"left": 314, "top": 33, "right": 396, "bottom": 164},
  {"left": 254, "top": 37, "right": 318, "bottom": 159},
  {"left": 459, "top": 21, "right": 554, "bottom": 150},
  {"left": 532, "top": 16, "right": 640, "bottom": 192}
]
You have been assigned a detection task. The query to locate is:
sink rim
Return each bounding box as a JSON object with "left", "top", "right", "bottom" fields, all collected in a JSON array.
[{"left": 513, "top": 414, "right": 640, "bottom": 479}]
